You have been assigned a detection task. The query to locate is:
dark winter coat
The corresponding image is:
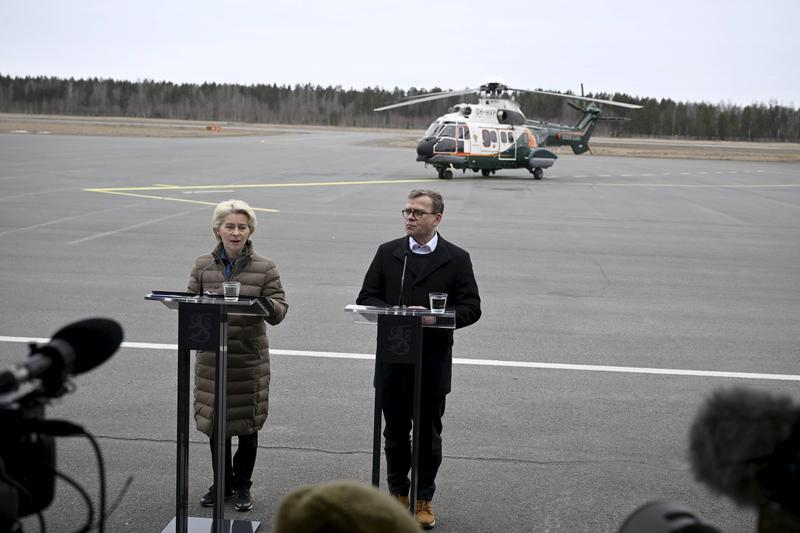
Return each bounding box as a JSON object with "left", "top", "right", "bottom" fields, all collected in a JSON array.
[
  {"left": 188, "top": 241, "right": 288, "bottom": 438},
  {"left": 356, "top": 234, "right": 481, "bottom": 396}
]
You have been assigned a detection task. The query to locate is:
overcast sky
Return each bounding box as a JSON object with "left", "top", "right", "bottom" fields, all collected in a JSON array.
[{"left": 2, "top": 0, "right": 797, "bottom": 107}]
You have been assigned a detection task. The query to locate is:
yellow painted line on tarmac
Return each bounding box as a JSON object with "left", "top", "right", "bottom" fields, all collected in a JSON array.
[
  {"left": 83, "top": 189, "right": 280, "bottom": 212},
  {"left": 85, "top": 177, "right": 436, "bottom": 193},
  {"left": 85, "top": 178, "right": 437, "bottom": 212}
]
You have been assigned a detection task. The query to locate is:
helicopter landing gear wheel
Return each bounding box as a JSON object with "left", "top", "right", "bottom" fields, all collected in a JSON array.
[
  {"left": 440, "top": 169, "right": 453, "bottom": 180},
  {"left": 436, "top": 168, "right": 444, "bottom": 179},
  {"left": 532, "top": 167, "right": 543, "bottom": 180},
  {"left": 481, "top": 169, "right": 491, "bottom": 177}
]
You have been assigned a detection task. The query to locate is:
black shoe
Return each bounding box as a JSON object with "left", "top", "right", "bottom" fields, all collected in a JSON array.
[
  {"left": 199, "top": 486, "right": 235, "bottom": 507},
  {"left": 233, "top": 488, "right": 253, "bottom": 512}
]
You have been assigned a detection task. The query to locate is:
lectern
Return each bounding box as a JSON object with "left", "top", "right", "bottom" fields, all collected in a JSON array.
[
  {"left": 344, "top": 304, "right": 455, "bottom": 514},
  {"left": 146, "top": 291, "right": 271, "bottom": 533}
]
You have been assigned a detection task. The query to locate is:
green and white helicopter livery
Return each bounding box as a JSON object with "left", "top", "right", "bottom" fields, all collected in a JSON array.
[{"left": 375, "top": 78, "right": 641, "bottom": 180}]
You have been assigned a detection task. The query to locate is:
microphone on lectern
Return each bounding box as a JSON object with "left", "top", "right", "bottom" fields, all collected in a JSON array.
[
  {"left": 398, "top": 251, "right": 409, "bottom": 308},
  {"left": 197, "top": 260, "right": 217, "bottom": 297}
]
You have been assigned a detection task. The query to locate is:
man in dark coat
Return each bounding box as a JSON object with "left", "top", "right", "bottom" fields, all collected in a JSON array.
[{"left": 357, "top": 189, "right": 481, "bottom": 529}]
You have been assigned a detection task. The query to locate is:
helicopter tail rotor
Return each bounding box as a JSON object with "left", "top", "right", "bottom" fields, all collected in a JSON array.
[{"left": 567, "top": 95, "right": 631, "bottom": 121}]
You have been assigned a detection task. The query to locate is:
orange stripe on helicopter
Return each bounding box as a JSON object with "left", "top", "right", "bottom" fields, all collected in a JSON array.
[{"left": 525, "top": 128, "right": 538, "bottom": 148}]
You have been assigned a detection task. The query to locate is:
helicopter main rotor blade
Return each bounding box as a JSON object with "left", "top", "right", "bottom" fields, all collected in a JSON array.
[
  {"left": 566, "top": 101, "right": 584, "bottom": 112},
  {"left": 397, "top": 87, "right": 478, "bottom": 101},
  {"left": 374, "top": 88, "right": 477, "bottom": 111},
  {"left": 510, "top": 88, "right": 642, "bottom": 110}
]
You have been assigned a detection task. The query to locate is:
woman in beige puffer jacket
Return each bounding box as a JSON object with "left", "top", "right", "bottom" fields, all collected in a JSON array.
[{"left": 187, "top": 199, "right": 288, "bottom": 512}]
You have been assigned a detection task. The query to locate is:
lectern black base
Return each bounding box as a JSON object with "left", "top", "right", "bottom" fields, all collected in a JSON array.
[{"left": 162, "top": 516, "right": 261, "bottom": 533}]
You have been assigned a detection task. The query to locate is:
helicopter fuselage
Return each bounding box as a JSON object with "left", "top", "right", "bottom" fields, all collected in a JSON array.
[
  {"left": 416, "top": 100, "right": 558, "bottom": 179},
  {"left": 415, "top": 98, "right": 598, "bottom": 179},
  {"left": 375, "top": 78, "right": 640, "bottom": 179}
]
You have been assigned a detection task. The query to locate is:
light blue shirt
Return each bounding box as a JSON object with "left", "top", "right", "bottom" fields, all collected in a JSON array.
[{"left": 409, "top": 233, "right": 438, "bottom": 255}]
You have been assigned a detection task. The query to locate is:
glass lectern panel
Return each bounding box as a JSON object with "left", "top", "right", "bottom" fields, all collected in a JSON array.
[
  {"left": 344, "top": 304, "right": 455, "bottom": 329},
  {"left": 145, "top": 291, "right": 270, "bottom": 317}
]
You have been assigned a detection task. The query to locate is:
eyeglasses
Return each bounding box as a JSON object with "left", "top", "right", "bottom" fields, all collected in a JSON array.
[{"left": 401, "top": 208, "right": 437, "bottom": 219}]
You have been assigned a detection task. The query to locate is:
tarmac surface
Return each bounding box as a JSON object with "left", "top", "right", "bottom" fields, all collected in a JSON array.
[{"left": 1, "top": 128, "right": 799, "bottom": 532}]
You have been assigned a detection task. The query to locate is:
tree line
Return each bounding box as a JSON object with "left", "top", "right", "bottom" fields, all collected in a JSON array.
[{"left": 1, "top": 74, "right": 797, "bottom": 142}]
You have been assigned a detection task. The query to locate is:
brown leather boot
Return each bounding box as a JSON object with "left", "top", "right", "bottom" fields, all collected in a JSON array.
[
  {"left": 390, "top": 492, "right": 409, "bottom": 509},
  {"left": 415, "top": 499, "right": 436, "bottom": 529}
]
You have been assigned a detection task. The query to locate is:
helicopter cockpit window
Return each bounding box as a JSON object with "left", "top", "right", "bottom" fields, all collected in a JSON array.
[
  {"left": 482, "top": 130, "right": 491, "bottom": 147},
  {"left": 440, "top": 125, "right": 456, "bottom": 138},
  {"left": 434, "top": 138, "right": 456, "bottom": 153},
  {"left": 457, "top": 125, "right": 468, "bottom": 139},
  {"left": 424, "top": 121, "right": 442, "bottom": 138},
  {"left": 508, "top": 132, "right": 514, "bottom": 142}
]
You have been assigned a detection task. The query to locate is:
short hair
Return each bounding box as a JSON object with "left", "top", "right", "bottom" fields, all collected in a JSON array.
[
  {"left": 212, "top": 199, "right": 257, "bottom": 240},
  {"left": 408, "top": 189, "right": 444, "bottom": 214},
  {"left": 274, "top": 481, "right": 419, "bottom": 533}
]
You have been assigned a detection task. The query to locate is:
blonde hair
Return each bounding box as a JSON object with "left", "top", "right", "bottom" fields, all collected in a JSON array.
[{"left": 212, "top": 199, "right": 257, "bottom": 240}]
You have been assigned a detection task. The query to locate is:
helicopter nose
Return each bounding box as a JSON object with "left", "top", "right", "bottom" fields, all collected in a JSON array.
[{"left": 416, "top": 137, "right": 435, "bottom": 159}]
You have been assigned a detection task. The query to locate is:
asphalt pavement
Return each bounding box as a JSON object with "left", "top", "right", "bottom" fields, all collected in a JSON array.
[{"left": 1, "top": 128, "right": 798, "bottom": 532}]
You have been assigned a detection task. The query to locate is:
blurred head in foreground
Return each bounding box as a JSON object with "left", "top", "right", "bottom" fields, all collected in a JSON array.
[{"left": 274, "top": 480, "right": 419, "bottom": 533}]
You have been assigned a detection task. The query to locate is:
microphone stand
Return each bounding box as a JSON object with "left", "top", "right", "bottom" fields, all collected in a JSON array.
[
  {"left": 197, "top": 260, "right": 216, "bottom": 298},
  {"left": 398, "top": 251, "right": 409, "bottom": 308}
]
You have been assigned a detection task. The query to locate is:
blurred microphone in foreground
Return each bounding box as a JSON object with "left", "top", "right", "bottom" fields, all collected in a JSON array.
[
  {"left": 688, "top": 386, "right": 800, "bottom": 532},
  {"left": 0, "top": 317, "right": 123, "bottom": 533},
  {"left": 0, "top": 317, "right": 123, "bottom": 396}
]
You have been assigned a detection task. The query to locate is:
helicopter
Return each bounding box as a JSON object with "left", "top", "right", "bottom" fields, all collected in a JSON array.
[{"left": 374, "top": 78, "right": 642, "bottom": 179}]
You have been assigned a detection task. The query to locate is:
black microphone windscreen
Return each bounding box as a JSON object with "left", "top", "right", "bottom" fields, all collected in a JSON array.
[
  {"left": 688, "top": 386, "right": 799, "bottom": 507},
  {"left": 51, "top": 318, "right": 123, "bottom": 374}
]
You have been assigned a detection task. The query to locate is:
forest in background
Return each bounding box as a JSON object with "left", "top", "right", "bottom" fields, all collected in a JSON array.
[{"left": 1, "top": 74, "right": 798, "bottom": 142}]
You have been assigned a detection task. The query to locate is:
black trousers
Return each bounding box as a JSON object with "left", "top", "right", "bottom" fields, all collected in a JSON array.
[
  {"left": 209, "top": 430, "right": 258, "bottom": 491},
  {"left": 382, "top": 386, "right": 447, "bottom": 501}
]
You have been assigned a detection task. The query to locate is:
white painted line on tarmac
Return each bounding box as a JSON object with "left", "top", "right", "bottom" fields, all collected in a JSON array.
[
  {"left": 569, "top": 183, "right": 800, "bottom": 188},
  {"left": 66, "top": 209, "right": 196, "bottom": 245},
  {"left": 0, "top": 213, "right": 101, "bottom": 237},
  {"left": 1, "top": 337, "right": 797, "bottom": 382},
  {"left": 0, "top": 204, "right": 139, "bottom": 238}
]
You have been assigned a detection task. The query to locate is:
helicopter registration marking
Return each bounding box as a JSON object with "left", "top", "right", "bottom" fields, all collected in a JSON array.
[{"left": 472, "top": 108, "right": 496, "bottom": 118}]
